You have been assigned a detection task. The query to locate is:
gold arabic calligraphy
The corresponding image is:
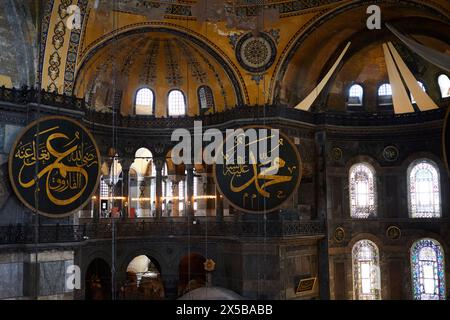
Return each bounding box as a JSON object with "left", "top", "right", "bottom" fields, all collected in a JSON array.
[
  {"left": 14, "top": 126, "right": 98, "bottom": 206},
  {"left": 222, "top": 134, "right": 296, "bottom": 200}
]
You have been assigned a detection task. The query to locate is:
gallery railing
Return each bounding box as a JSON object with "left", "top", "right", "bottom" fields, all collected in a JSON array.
[
  {"left": 1, "top": 86, "right": 447, "bottom": 129},
  {"left": 0, "top": 220, "right": 325, "bottom": 245}
]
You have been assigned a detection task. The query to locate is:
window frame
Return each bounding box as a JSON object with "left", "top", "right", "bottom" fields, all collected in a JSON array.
[
  {"left": 167, "top": 89, "right": 187, "bottom": 117},
  {"left": 352, "top": 239, "right": 382, "bottom": 300},
  {"left": 347, "top": 83, "right": 364, "bottom": 107},
  {"left": 437, "top": 74, "right": 450, "bottom": 99},
  {"left": 134, "top": 87, "right": 155, "bottom": 116},
  {"left": 407, "top": 159, "right": 441, "bottom": 218},
  {"left": 197, "top": 85, "right": 215, "bottom": 113},
  {"left": 349, "top": 162, "right": 377, "bottom": 219},
  {"left": 410, "top": 238, "right": 446, "bottom": 300}
]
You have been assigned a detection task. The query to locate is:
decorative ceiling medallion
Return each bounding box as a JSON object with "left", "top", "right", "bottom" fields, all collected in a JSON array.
[
  {"left": 334, "top": 227, "right": 345, "bottom": 243},
  {"left": 386, "top": 226, "right": 401, "bottom": 240},
  {"left": 214, "top": 126, "right": 301, "bottom": 213},
  {"left": 382, "top": 145, "right": 399, "bottom": 162},
  {"left": 235, "top": 32, "right": 277, "bottom": 73},
  {"left": 8, "top": 116, "right": 101, "bottom": 218}
]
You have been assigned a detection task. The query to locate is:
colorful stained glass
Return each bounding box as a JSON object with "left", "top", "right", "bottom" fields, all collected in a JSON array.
[{"left": 411, "top": 239, "right": 446, "bottom": 300}]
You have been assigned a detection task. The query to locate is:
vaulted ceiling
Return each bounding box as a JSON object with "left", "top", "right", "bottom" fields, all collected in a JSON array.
[{"left": 0, "top": 0, "right": 448, "bottom": 116}]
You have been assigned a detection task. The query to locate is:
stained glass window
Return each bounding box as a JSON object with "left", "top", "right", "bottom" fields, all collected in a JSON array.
[
  {"left": 411, "top": 239, "right": 446, "bottom": 300},
  {"left": 135, "top": 88, "right": 154, "bottom": 115},
  {"left": 408, "top": 159, "right": 441, "bottom": 218},
  {"left": 198, "top": 85, "right": 215, "bottom": 111},
  {"left": 349, "top": 163, "right": 377, "bottom": 218},
  {"left": 352, "top": 240, "right": 381, "bottom": 300},
  {"left": 348, "top": 84, "right": 363, "bottom": 106},
  {"left": 168, "top": 90, "right": 186, "bottom": 116}
]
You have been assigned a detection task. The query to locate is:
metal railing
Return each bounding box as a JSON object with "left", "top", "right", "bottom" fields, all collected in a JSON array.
[{"left": 0, "top": 220, "right": 325, "bottom": 245}]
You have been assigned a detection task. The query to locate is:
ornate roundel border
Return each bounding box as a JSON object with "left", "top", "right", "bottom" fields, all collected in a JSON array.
[{"left": 235, "top": 32, "right": 277, "bottom": 73}]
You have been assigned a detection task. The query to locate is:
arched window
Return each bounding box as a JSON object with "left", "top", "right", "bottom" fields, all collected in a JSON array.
[
  {"left": 438, "top": 74, "right": 450, "bottom": 98},
  {"left": 135, "top": 88, "right": 154, "bottom": 115},
  {"left": 411, "top": 81, "right": 426, "bottom": 104},
  {"left": 349, "top": 163, "right": 377, "bottom": 218},
  {"left": 378, "top": 83, "right": 392, "bottom": 96},
  {"left": 130, "top": 148, "right": 153, "bottom": 218},
  {"left": 168, "top": 90, "right": 186, "bottom": 116},
  {"left": 407, "top": 159, "right": 441, "bottom": 218},
  {"left": 198, "top": 85, "right": 215, "bottom": 112},
  {"left": 411, "top": 239, "right": 446, "bottom": 300},
  {"left": 348, "top": 84, "right": 363, "bottom": 106},
  {"left": 378, "top": 83, "right": 392, "bottom": 106},
  {"left": 352, "top": 240, "right": 381, "bottom": 300},
  {"left": 99, "top": 176, "right": 109, "bottom": 218}
]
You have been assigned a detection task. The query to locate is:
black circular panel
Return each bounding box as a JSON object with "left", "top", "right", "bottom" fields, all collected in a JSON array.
[
  {"left": 214, "top": 126, "right": 301, "bottom": 213},
  {"left": 8, "top": 116, "right": 100, "bottom": 217}
]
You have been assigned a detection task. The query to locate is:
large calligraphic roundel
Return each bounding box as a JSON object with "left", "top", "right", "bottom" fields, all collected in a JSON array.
[
  {"left": 8, "top": 116, "right": 100, "bottom": 218},
  {"left": 214, "top": 126, "right": 301, "bottom": 213}
]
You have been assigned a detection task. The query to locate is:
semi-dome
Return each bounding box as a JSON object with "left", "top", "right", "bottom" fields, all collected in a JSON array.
[{"left": 75, "top": 32, "right": 241, "bottom": 117}]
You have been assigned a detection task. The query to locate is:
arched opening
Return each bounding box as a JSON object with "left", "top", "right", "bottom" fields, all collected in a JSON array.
[
  {"left": 130, "top": 148, "right": 155, "bottom": 218},
  {"left": 352, "top": 240, "right": 381, "bottom": 300},
  {"left": 378, "top": 83, "right": 393, "bottom": 106},
  {"left": 99, "top": 156, "right": 123, "bottom": 218},
  {"left": 348, "top": 84, "right": 363, "bottom": 107},
  {"left": 349, "top": 162, "right": 377, "bottom": 218},
  {"left": 168, "top": 90, "right": 186, "bottom": 116},
  {"left": 438, "top": 74, "right": 450, "bottom": 98},
  {"left": 121, "top": 255, "right": 164, "bottom": 300},
  {"left": 198, "top": 85, "right": 215, "bottom": 113},
  {"left": 85, "top": 258, "right": 111, "bottom": 300},
  {"left": 411, "top": 239, "right": 446, "bottom": 300},
  {"left": 135, "top": 88, "right": 155, "bottom": 115},
  {"left": 178, "top": 253, "right": 206, "bottom": 296},
  {"left": 407, "top": 159, "right": 441, "bottom": 218}
]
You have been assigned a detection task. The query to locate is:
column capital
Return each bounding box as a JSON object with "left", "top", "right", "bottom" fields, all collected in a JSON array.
[
  {"left": 153, "top": 157, "right": 165, "bottom": 171},
  {"left": 119, "top": 158, "right": 134, "bottom": 171}
]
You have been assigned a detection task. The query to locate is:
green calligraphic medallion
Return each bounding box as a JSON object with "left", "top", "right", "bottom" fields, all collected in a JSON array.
[
  {"left": 8, "top": 116, "right": 100, "bottom": 218},
  {"left": 214, "top": 126, "right": 302, "bottom": 213}
]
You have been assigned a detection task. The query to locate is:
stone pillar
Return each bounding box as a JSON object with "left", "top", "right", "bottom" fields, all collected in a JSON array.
[
  {"left": 154, "top": 158, "right": 164, "bottom": 219},
  {"left": 186, "top": 165, "right": 194, "bottom": 217},
  {"left": 169, "top": 176, "right": 180, "bottom": 217},
  {"left": 93, "top": 186, "right": 100, "bottom": 222},
  {"left": 315, "top": 130, "right": 330, "bottom": 300},
  {"left": 119, "top": 158, "right": 133, "bottom": 220}
]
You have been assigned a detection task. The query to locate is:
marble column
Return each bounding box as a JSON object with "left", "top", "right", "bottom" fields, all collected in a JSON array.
[
  {"left": 169, "top": 176, "right": 180, "bottom": 217},
  {"left": 119, "top": 158, "right": 133, "bottom": 220},
  {"left": 154, "top": 158, "right": 164, "bottom": 219}
]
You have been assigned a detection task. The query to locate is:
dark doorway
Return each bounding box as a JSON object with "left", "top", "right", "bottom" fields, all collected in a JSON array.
[{"left": 85, "top": 258, "right": 112, "bottom": 300}]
